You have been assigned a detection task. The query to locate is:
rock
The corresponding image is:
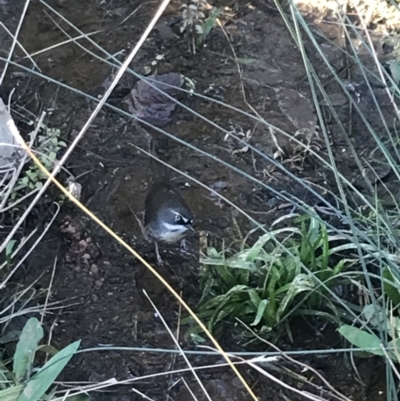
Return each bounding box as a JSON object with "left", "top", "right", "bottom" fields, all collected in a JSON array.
[
  {"left": 124, "top": 73, "right": 183, "bottom": 127},
  {"left": 0, "top": 97, "right": 20, "bottom": 167}
]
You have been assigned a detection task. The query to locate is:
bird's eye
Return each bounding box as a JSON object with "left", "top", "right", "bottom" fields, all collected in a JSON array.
[{"left": 174, "top": 214, "right": 182, "bottom": 222}]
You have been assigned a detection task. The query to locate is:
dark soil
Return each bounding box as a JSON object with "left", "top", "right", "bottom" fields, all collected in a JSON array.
[{"left": 0, "top": 0, "right": 397, "bottom": 400}]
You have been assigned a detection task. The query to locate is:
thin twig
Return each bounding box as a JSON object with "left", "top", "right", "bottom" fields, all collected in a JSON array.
[
  {"left": 41, "top": 256, "right": 58, "bottom": 325},
  {"left": 143, "top": 289, "right": 213, "bottom": 401},
  {"left": 0, "top": 203, "right": 60, "bottom": 288},
  {"left": 21, "top": 30, "right": 103, "bottom": 61},
  {"left": 0, "top": 22, "right": 40, "bottom": 71},
  {"left": 0, "top": 0, "right": 32, "bottom": 85}
]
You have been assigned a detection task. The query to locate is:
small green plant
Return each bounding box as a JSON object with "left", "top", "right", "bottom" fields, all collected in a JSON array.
[
  {"left": 181, "top": 0, "right": 206, "bottom": 35},
  {"left": 198, "top": 7, "right": 222, "bottom": 44},
  {"left": 191, "top": 214, "right": 354, "bottom": 339},
  {"left": 11, "top": 122, "right": 66, "bottom": 197},
  {"left": 180, "top": 0, "right": 222, "bottom": 53},
  {"left": 0, "top": 317, "right": 82, "bottom": 401}
]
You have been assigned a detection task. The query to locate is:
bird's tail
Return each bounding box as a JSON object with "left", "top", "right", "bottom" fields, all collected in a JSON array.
[{"left": 148, "top": 135, "right": 168, "bottom": 177}]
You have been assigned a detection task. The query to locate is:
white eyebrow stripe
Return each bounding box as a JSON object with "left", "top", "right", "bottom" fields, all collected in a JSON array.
[{"left": 171, "top": 210, "right": 191, "bottom": 224}]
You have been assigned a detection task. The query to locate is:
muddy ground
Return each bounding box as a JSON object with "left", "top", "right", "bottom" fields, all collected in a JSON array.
[{"left": 0, "top": 0, "right": 398, "bottom": 399}]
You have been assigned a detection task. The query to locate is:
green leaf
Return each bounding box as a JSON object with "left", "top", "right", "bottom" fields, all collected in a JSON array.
[
  {"left": 198, "top": 7, "right": 222, "bottom": 43},
  {"left": 246, "top": 233, "right": 271, "bottom": 262},
  {"left": 226, "top": 285, "right": 249, "bottom": 295},
  {"left": 206, "top": 247, "right": 220, "bottom": 258},
  {"left": 248, "top": 289, "right": 261, "bottom": 308},
  {"left": 276, "top": 274, "right": 314, "bottom": 320},
  {"left": 189, "top": 331, "right": 207, "bottom": 344},
  {"left": 383, "top": 268, "right": 400, "bottom": 306},
  {"left": 0, "top": 385, "right": 24, "bottom": 401},
  {"left": 223, "top": 254, "right": 257, "bottom": 272},
  {"left": 5, "top": 240, "right": 16, "bottom": 258},
  {"left": 333, "top": 258, "right": 350, "bottom": 275},
  {"left": 198, "top": 275, "right": 214, "bottom": 305},
  {"left": 5, "top": 240, "right": 17, "bottom": 267},
  {"left": 13, "top": 318, "right": 44, "bottom": 383},
  {"left": 199, "top": 294, "right": 230, "bottom": 310},
  {"left": 300, "top": 235, "right": 317, "bottom": 266},
  {"left": 318, "top": 225, "right": 329, "bottom": 271},
  {"left": 338, "top": 325, "right": 384, "bottom": 357},
  {"left": 264, "top": 266, "right": 280, "bottom": 325},
  {"left": 214, "top": 262, "right": 235, "bottom": 287},
  {"left": 25, "top": 170, "right": 36, "bottom": 179},
  {"left": 48, "top": 152, "right": 57, "bottom": 163},
  {"left": 210, "top": 302, "right": 238, "bottom": 328},
  {"left": 251, "top": 299, "right": 268, "bottom": 326},
  {"left": 307, "top": 216, "right": 321, "bottom": 245},
  {"left": 17, "top": 340, "right": 80, "bottom": 401},
  {"left": 36, "top": 345, "right": 59, "bottom": 358}
]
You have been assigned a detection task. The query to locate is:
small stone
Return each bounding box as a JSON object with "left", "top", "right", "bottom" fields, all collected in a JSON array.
[
  {"left": 67, "top": 180, "right": 82, "bottom": 200},
  {"left": 95, "top": 280, "right": 103, "bottom": 287},
  {"left": 0, "top": 98, "right": 19, "bottom": 167},
  {"left": 143, "top": 66, "right": 152, "bottom": 75},
  {"left": 91, "top": 264, "right": 99, "bottom": 274},
  {"left": 82, "top": 253, "right": 91, "bottom": 263}
]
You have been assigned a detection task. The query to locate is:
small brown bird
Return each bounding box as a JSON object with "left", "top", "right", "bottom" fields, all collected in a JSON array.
[{"left": 141, "top": 179, "right": 193, "bottom": 264}]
